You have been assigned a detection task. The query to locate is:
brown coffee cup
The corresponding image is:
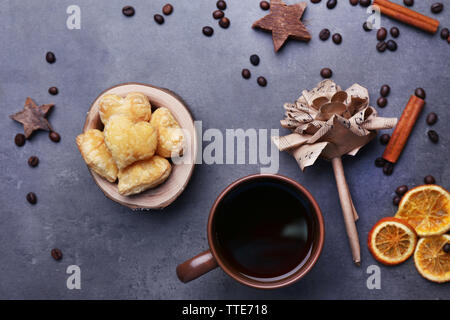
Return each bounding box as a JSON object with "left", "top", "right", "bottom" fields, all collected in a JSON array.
[{"left": 176, "top": 174, "right": 325, "bottom": 289}]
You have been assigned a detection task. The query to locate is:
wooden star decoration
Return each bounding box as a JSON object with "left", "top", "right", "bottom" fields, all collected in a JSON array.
[
  {"left": 252, "top": 0, "right": 311, "bottom": 52},
  {"left": 10, "top": 97, "right": 54, "bottom": 138}
]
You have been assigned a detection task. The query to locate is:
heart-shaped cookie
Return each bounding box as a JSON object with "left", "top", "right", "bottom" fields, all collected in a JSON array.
[
  {"left": 150, "top": 107, "right": 184, "bottom": 158},
  {"left": 104, "top": 115, "right": 157, "bottom": 169},
  {"left": 99, "top": 92, "right": 152, "bottom": 125}
]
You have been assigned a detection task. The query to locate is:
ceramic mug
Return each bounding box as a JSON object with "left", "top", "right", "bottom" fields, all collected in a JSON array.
[{"left": 176, "top": 174, "right": 325, "bottom": 289}]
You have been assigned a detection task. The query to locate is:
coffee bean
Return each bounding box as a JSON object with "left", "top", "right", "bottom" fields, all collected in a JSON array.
[
  {"left": 219, "top": 17, "right": 230, "bottom": 29},
  {"left": 403, "top": 0, "right": 413, "bottom": 6},
  {"left": 377, "top": 97, "right": 388, "bottom": 108},
  {"left": 375, "top": 157, "right": 386, "bottom": 167},
  {"left": 390, "top": 27, "right": 400, "bottom": 38},
  {"left": 45, "top": 52, "right": 56, "bottom": 64},
  {"left": 49, "top": 131, "right": 61, "bottom": 143},
  {"left": 427, "top": 130, "right": 439, "bottom": 143},
  {"left": 250, "top": 54, "right": 260, "bottom": 66},
  {"left": 349, "top": 0, "right": 358, "bottom": 6},
  {"left": 332, "top": 33, "right": 342, "bottom": 44},
  {"left": 51, "top": 248, "right": 63, "bottom": 261},
  {"left": 14, "top": 133, "right": 26, "bottom": 147},
  {"left": 379, "top": 133, "right": 390, "bottom": 145},
  {"left": 260, "top": 1, "right": 270, "bottom": 10},
  {"left": 202, "top": 26, "right": 214, "bottom": 37},
  {"left": 440, "top": 28, "right": 449, "bottom": 40},
  {"left": 257, "top": 76, "right": 267, "bottom": 87},
  {"left": 426, "top": 112, "right": 438, "bottom": 125},
  {"left": 122, "top": 6, "right": 135, "bottom": 17},
  {"left": 319, "top": 28, "right": 331, "bottom": 41},
  {"left": 386, "top": 40, "right": 397, "bottom": 51},
  {"left": 213, "top": 10, "right": 224, "bottom": 19},
  {"left": 216, "top": 0, "right": 227, "bottom": 10},
  {"left": 26, "top": 192, "right": 37, "bottom": 205},
  {"left": 448, "top": 36, "right": 450, "bottom": 43},
  {"left": 383, "top": 162, "right": 394, "bottom": 176},
  {"left": 393, "top": 196, "right": 401, "bottom": 206},
  {"left": 377, "top": 27, "right": 387, "bottom": 41},
  {"left": 242, "top": 69, "right": 251, "bottom": 79},
  {"left": 376, "top": 41, "right": 387, "bottom": 52},
  {"left": 431, "top": 3, "right": 443, "bottom": 14},
  {"left": 360, "top": 0, "right": 371, "bottom": 7},
  {"left": 311, "top": 0, "right": 322, "bottom": 3},
  {"left": 327, "top": 0, "right": 337, "bottom": 9},
  {"left": 363, "top": 22, "right": 372, "bottom": 31},
  {"left": 424, "top": 175, "right": 436, "bottom": 184},
  {"left": 320, "top": 68, "right": 333, "bottom": 78},
  {"left": 162, "top": 4, "right": 173, "bottom": 15},
  {"left": 28, "top": 156, "right": 39, "bottom": 167},
  {"left": 395, "top": 185, "right": 408, "bottom": 196},
  {"left": 380, "top": 84, "right": 390, "bottom": 97},
  {"left": 414, "top": 88, "right": 426, "bottom": 99},
  {"left": 154, "top": 14, "right": 164, "bottom": 24},
  {"left": 48, "top": 86, "right": 58, "bottom": 95},
  {"left": 443, "top": 243, "right": 450, "bottom": 253}
]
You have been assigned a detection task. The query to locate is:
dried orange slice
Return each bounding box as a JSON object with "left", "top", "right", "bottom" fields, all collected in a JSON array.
[
  {"left": 395, "top": 185, "right": 450, "bottom": 236},
  {"left": 414, "top": 234, "right": 450, "bottom": 283},
  {"left": 368, "top": 217, "right": 417, "bottom": 265}
]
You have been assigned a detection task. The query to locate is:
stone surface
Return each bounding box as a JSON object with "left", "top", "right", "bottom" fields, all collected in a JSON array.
[{"left": 0, "top": 0, "right": 449, "bottom": 299}]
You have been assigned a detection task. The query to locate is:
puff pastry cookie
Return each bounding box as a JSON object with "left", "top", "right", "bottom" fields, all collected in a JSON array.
[
  {"left": 150, "top": 107, "right": 185, "bottom": 158},
  {"left": 104, "top": 115, "right": 157, "bottom": 170},
  {"left": 99, "top": 92, "right": 151, "bottom": 125},
  {"left": 76, "top": 129, "right": 118, "bottom": 182},
  {"left": 118, "top": 156, "right": 172, "bottom": 196}
]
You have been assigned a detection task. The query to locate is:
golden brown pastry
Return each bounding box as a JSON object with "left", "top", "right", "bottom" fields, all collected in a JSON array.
[
  {"left": 104, "top": 115, "right": 157, "bottom": 170},
  {"left": 118, "top": 156, "right": 172, "bottom": 196},
  {"left": 76, "top": 129, "right": 118, "bottom": 182},
  {"left": 150, "top": 107, "right": 184, "bottom": 158},
  {"left": 99, "top": 92, "right": 151, "bottom": 125}
]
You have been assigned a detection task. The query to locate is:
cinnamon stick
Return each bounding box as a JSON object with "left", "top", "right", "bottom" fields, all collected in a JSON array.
[
  {"left": 373, "top": 0, "right": 439, "bottom": 34},
  {"left": 382, "top": 95, "right": 425, "bottom": 164}
]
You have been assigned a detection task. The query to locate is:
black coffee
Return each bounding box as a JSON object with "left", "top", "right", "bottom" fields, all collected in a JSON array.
[{"left": 213, "top": 178, "right": 314, "bottom": 280}]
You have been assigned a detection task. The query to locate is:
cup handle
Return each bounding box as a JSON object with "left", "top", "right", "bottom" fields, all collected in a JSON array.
[{"left": 176, "top": 249, "right": 218, "bottom": 283}]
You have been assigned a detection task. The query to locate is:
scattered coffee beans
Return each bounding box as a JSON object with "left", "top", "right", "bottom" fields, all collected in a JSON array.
[
  {"left": 386, "top": 40, "right": 397, "bottom": 51},
  {"left": 390, "top": 27, "right": 400, "bottom": 38},
  {"left": 431, "top": 3, "right": 443, "bottom": 14},
  {"left": 395, "top": 185, "right": 408, "bottom": 196},
  {"left": 375, "top": 157, "right": 386, "bottom": 167},
  {"left": 414, "top": 88, "right": 426, "bottom": 99},
  {"left": 379, "top": 133, "right": 390, "bottom": 145},
  {"left": 216, "top": 0, "right": 227, "bottom": 10},
  {"left": 350, "top": 0, "right": 358, "bottom": 6},
  {"left": 332, "top": 33, "right": 342, "bottom": 44},
  {"left": 202, "top": 26, "right": 214, "bottom": 36},
  {"left": 424, "top": 175, "right": 436, "bottom": 184},
  {"left": 26, "top": 192, "right": 37, "bottom": 205},
  {"left": 250, "top": 54, "right": 260, "bottom": 66},
  {"left": 380, "top": 84, "right": 390, "bottom": 97},
  {"left": 28, "top": 156, "right": 39, "bottom": 167},
  {"left": 440, "top": 28, "right": 449, "bottom": 40},
  {"left": 260, "top": 1, "right": 270, "bottom": 10},
  {"left": 51, "top": 248, "right": 63, "bottom": 261},
  {"left": 360, "top": 0, "right": 371, "bottom": 7},
  {"left": 49, "top": 131, "right": 61, "bottom": 143},
  {"left": 363, "top": 22, "right": 372, "bottom": 31},
  {"left": 383, "top": 162, "right": 394, "bottom": 175},
  {"left": 327, "top": 0, "right": 337, "bottom": 9},
  {"left": 257, "top": 76, "right": 267, "bottom": 87},
  {"left": 426, "top": 112, "right": 438, "bottom": 125},
  {"left": 376, "top": 41, "right": 387, "bottom": 52},
  {"left": 154, "top": 14, "right": 164, "bottom": 24},
  {"left": 213, "top": 10, "right": 224, "bottom": 19},
  {"left": 319, "top": 28, "right": 331, "bottom": 41},
  {"left": 122, "top": 6, "right": 135, "bottom": 17},
  {"left": 377, "top": 97, "right": 388, "bottom": 108},
  {"left": 219, "top": 17, "right": 230, "bottom": 29},
  {"left": 15, "top": 133, "right": 26, "bottom": 147},
  {"left": 45, "top": 52, "right": 56, "bottom": 64},
  {"left": 403, "top": 0, "right": 413, "bottom": 6},
  {"left": 377, "top": 27, "right": 387, "bottom": 41},
  {"left": 427, "top": 130, "right": 439, "bottom": 143},
  {"left": 242, "top": 69, "right": 251, "bottom": 79},
  {"left": 162, "top": 4, "right": 173, "bottom": 15},
  {"left": 48, "top": 86, "right": 58, "bottom": 95},
  {"left": 443, "top": 243, "right": 450, "bottom": 253},
  {"left": 320, "top": 68, "right": 333, "bottom": 78},
  {"left": 311, "top": 0, "right": 322, "bottom": 3},
  {"left": 393, "top": 196, "right": 401, "bottom": 206}
]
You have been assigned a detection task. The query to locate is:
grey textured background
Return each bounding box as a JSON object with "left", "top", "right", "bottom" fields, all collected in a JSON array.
[{"left": 0, "top": 0, "right": 449, "bottom": 299}]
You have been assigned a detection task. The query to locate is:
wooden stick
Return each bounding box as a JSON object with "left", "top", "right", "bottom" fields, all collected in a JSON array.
[
  {"left": 373, "top": 0, "right": 439, "bottom": 34},
  {"left": 331, "top": 157, "right": 361, "bottom": 266},
  {"left": 383, "top": 95, "right": 425, "bottom": 164}
]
